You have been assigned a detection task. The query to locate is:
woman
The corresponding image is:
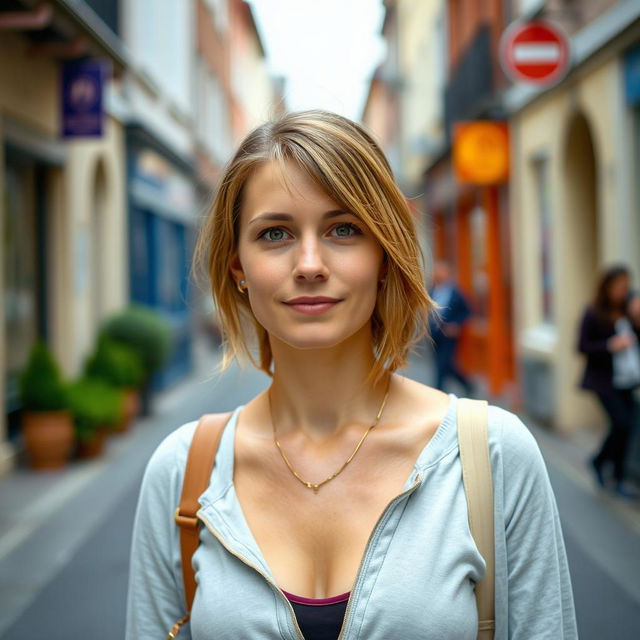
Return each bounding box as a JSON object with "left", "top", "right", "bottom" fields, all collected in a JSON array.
[
  {"left": 578, "top": 265, "right": 640, "bottom": 499},
  {"left": 126, "top": 111, "right": 577, "bottom": 639}
]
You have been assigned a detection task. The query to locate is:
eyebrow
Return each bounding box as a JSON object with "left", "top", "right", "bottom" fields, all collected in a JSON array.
[{"left": 248, "top": 210, "right": 354, "bottom": 226}]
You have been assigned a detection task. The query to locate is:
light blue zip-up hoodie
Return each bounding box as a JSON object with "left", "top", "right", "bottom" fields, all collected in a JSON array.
[{"left": 126, "top": 395, "right": 578, "bottom": 639}]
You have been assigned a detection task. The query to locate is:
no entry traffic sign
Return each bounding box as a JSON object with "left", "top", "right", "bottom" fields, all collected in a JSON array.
[{"left": 500, "top": 20, "right": 570, "bottom": 86}]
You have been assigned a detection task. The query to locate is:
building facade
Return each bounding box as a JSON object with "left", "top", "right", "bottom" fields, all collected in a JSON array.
[
  {"left": 366, "top": 0, "right": 517, "bottom": 402},
  {"left": 507, "top": 0, "right": 640, "bottom": 432},
  {"left": 121, "top": 0, "right": 199, "bottom": 389},
  {"left": 0, "top": 0, "right": 128, "bottom": 473}
]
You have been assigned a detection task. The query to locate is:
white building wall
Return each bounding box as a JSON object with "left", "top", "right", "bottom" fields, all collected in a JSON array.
[
  {"left": 397, "top": 0, "right": 446, "bottom": 192},
  {"left": 123, "top": 0, "right": 195, "bottom": 152}
]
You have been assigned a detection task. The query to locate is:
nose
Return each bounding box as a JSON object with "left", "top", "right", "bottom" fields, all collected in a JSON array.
[{"left": 292, "top": 234, "right": 329, "bottom": 282}]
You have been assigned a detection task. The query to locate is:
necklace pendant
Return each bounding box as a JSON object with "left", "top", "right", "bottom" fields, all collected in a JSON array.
[{"left": 312, "top": 485, "right": 319, "bottom": 494}]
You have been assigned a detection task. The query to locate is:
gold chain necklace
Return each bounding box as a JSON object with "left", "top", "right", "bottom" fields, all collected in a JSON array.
[{"left": 267, "top": 377, "right": 391, "bottom": 494}]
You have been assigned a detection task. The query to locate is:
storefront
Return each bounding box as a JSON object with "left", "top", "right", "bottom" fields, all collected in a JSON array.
[
  {"left": 2, "top": 122, "right": 67, "bottom": 443},
  {"left": 425, "top": 143, "right": 515, "bottom": 401},
  {"left": 0, "top": 23, "right": 127, "bottom": 472},
  {"left": 126, "top": 128, "right": 197, "bottom": 390}
]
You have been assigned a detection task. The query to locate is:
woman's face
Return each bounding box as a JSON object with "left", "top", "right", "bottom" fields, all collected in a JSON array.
[
  {"left": 230, "top": 159, "right": 386, "bottom": 351},
  {"left": 608, "top": 273, "right": 630, "bottom": 306}
]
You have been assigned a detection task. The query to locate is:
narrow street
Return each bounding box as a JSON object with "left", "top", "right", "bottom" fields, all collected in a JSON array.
[{"left": 0, "top": 348, "right": 638, "bottom": 639}]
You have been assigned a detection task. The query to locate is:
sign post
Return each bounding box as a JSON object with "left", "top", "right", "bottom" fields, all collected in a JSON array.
[{"left": 500, "top": 20, "right": 570, "bottom": 87}]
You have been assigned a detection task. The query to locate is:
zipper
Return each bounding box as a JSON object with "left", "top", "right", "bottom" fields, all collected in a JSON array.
[
  {"left": 198, "top": 472, "right": 422, "bottom": 640},
  {"left": 198, "top": 510, "right": 306, "bottom": 640},
  {"left": 336, "top": 473, "right": 422, "bottom": 640}
]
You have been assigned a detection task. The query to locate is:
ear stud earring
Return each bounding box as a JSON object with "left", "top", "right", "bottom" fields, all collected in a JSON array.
[{"left": 237, "top": 279, "right": 247, "bottom": 293}]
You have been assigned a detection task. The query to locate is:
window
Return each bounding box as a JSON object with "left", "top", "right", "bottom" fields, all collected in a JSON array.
[
  {"left": 4, "top": 159, "right": 39, "bottom": 412},
  {"left": 533, "top": 157, "right": 554, "bottom": 323}
]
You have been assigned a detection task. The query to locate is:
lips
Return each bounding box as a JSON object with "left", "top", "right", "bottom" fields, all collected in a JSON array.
[
  {"left": 284, "top": 297, "right": 342, "bottom": 305},
  {"left": 283, "top": 296, "right": 342, "bottom": 315}
]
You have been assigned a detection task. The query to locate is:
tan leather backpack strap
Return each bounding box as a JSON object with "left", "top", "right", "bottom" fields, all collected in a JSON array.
[
  {"left": 170, "top": 411, "right": 232, "bottom": 637},
  {"left": 457, "top": 398, "right": 496, "bottom": 639}
]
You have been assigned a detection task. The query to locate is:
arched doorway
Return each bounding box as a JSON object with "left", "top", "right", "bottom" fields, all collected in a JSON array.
[
  {"left": 558, "top": 111, "right": 600, "bottom": 429},
  {"left": 562, "top": 112, "right": 599, "bottom": 320}
]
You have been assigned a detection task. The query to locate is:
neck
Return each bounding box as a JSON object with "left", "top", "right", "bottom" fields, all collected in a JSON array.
[{"left": 266, "top": 326, "right": 391, "bottom": 442}]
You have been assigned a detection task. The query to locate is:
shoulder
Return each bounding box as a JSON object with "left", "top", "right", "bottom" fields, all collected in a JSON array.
[
  {"left": 144, "top": 411, "right": 235, "bottom": 481},
  {"left": 485, "top": 404, "right": 545, "bottom": 472},
  {"left": 581, "top": 305, "right": 600, "bottom": 324},
  {"left": 146, "top": 419, "right": 200, "bottom": 474},
  {"left": 450, "top": 286, "right": 466, "bottom": 302},
  {"left": 138, "top": 420, "right": 201, "bottom": 503}
]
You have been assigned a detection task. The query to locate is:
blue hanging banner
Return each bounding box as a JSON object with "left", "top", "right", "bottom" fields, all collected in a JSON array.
[{"left": 61, "top": 59, "right": 107, "bottom": 137}]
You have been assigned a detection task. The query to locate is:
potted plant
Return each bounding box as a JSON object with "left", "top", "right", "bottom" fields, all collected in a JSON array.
[
  {"left": 67, "top": 377, "right": 123, "bottom": 458},
  {"left": 19, "top": 341, "right": 73, "bottom": 470},
  {"left": 84, "top": 335, "right": 145, "bottom": 432},
  {"left": 100, "top": 305, "right": 173, "bottom": 416}
]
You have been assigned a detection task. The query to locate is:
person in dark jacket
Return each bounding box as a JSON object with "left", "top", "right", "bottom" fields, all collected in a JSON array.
[
  {"left": 577, "top": 265, "right": 640, "bottom": 499},
  {"left": 429, "top": 260, "right": 474, "bottom": 395}
]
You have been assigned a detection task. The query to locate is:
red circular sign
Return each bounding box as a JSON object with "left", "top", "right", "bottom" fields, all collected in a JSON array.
[{"left": 500, "top": 20, "right": 570, "bottom": 86}]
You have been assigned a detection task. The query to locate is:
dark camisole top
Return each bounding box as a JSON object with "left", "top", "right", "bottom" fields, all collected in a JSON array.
[{"left": 281, "top": 588, "right": 350, "bottom": 639}]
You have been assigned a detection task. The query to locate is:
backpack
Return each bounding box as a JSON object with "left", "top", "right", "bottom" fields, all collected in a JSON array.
[{"left": 168, "top": 398, "right": 495, "bottom": 639}]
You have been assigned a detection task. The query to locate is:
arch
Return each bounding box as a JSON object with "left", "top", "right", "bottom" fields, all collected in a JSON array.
[{"left": 561, "top": 111, "right": 599, "bottom": 313}]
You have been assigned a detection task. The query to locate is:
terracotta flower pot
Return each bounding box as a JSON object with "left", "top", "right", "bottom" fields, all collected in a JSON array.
[
  {"left": 22, "top": 410, "right": 74, "bottom": 470},
  {"left": 76, "top": 427, "right": 109, "bottom": 458},
  {"left": 114, "top": 388, "right": 140, "bottom": 433}
]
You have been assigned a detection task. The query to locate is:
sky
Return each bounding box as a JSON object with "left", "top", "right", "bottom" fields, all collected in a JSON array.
[{"left": 248, "top": 0, "right": 386, "bottom": 121}]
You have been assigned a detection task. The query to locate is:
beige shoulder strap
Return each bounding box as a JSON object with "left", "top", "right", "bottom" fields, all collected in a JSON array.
[
  {"left": 457, "top": 398, "right": 495, "bottom": 639},
  {"left": 168, "top": 411, "right": 232, "bottom": 639}
]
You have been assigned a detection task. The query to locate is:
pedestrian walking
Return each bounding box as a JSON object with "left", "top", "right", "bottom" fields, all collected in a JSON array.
[
  {"left": 578, "top": 264, "right": 640, "bottom": 500},
  {"left": 429, "top": 260, "right": 474, "bottom": 395},
  {"left": 126, "top": 110, "right": 577, "bottom": 639}
]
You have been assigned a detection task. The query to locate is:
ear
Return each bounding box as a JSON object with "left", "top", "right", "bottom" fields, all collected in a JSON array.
[{"left": 229, "top": 252, "right": 245, "bottom": 287}]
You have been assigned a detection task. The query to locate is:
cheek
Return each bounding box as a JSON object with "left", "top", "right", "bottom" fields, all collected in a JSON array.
[
  {"left": 245, "top": 258, "right": 286, "bottom": 291},
  {"left": 238, "top": 250, "right": 288, "bottom": 326},
  {"left": 346, "top": 246, "right": 384, "bottom": 290}
]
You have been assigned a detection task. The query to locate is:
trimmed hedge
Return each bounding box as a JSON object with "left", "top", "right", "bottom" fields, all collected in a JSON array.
[
  {"left": 84, "top": 336, "right": 145, "bottom": 389},
  {"left": 19, "top": 341, "right": 68, "bottom": 412},
  {"left": 67, "top": 378, "right": 123, "bottom": 442},
  {"left": 101, "top": 305, "right": 172, "bottom": 377}
]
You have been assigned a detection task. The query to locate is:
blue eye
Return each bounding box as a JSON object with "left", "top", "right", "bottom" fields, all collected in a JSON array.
[
  {"left": 332, "top": 223, "right": 361, "bottom": 238},
  {"left": 259, "top": 227, "right": 290, "bottom": 242},
  {"left": 257, "top": 222, "right": 362, "bottom": 243}
]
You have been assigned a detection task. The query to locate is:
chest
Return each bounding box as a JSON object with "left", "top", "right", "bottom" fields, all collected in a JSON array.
[
  {"left": 232, "top": 435, "right": 423, "bottom": 598},
  {"left": 192, "top": 448, "right": 484, "bottom": 640}
]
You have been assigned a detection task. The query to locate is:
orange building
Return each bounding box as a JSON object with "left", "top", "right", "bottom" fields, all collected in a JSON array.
[{"left": 425, "top": 0, "right": 516, "bottom": 400}]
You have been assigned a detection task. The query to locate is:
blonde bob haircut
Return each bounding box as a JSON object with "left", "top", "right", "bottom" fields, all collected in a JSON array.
[{"left": 192, "top": 109, "right": 434, "bottom": 387}]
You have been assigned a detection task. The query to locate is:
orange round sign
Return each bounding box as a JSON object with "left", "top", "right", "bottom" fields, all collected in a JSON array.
[{"left": 453, "top": 122, "right": 509, "bottom": 185}]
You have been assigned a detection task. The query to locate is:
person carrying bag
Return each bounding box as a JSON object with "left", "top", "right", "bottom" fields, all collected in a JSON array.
[{"left": 126, "top": 110, "right": 577, "bottom": 639}]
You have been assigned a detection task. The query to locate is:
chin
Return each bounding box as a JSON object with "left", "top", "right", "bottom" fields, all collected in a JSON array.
[
  {"left": 269, "top": 323, "right": 369, "bottom": 352},
  {"left": 276, "top": 332, "right": 350, "bottom": 351}
]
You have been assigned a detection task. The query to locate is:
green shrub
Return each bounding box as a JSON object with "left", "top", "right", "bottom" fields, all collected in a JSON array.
[
  {"left": 100, "top": 305, "right": 173, "bottom": 377},
  {"left": 67, "top": 378, "right": 123, "bottom": 442},
  {"left": 84, "top": 336, "right": 145, "bottom": 389},
  {"left": 19, "top": 341, "right": 68, "bottom": 412}
]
